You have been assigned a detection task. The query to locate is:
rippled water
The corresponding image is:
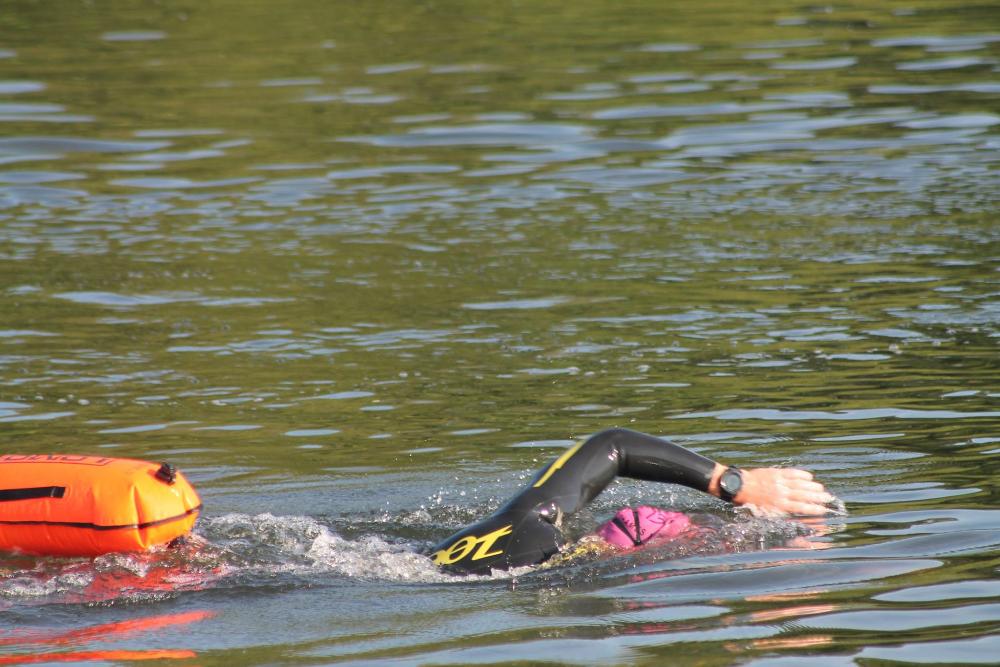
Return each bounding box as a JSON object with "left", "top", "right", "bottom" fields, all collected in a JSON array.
[{"left": 1, "top": 0, "right": 998, "bottom": 664}]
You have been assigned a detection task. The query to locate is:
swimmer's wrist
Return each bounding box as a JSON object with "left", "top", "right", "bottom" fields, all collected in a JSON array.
[
  {"left": 708, "top": 463, "right": 748, "bottom": 505},
  {"left": 707, "top": 463, "right": 726, "bottom": 499}
]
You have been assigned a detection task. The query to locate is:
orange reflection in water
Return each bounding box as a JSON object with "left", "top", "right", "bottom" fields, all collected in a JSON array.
[
  {"left": 740, "top": 635, "right": 834, "bottom": 651},
  {"left": 0, "top": 649, "right": 196, "bottom": 664},
  {"left": 0, "top": 610, "right": 212, "bottom": 664}
]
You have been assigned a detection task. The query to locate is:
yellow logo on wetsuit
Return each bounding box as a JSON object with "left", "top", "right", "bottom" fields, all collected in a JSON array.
[
  {"left": 533, "top": 441, "right": 584, "bottom": 488},
  {"left": 432, "top": 524, "right": 513, "bottom": 565}
]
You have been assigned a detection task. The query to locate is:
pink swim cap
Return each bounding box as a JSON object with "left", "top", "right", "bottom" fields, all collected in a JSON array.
[{"left": 596, "top": 506, "right": 690, "bottom": 548}]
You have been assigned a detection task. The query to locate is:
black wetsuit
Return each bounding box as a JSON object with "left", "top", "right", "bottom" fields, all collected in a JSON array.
[{"left": 431, "top": 428, "right": 718, "bottom": 574}]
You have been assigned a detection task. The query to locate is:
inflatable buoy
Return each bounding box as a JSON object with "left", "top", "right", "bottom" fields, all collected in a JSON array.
[{"left": 0, "top": 454, "right": 201, "bottom": 556}]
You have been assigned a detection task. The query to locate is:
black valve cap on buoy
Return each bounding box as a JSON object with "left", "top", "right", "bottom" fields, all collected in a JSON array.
[{"left": 155, "top": 462, "right": 177, "bottom": 484}]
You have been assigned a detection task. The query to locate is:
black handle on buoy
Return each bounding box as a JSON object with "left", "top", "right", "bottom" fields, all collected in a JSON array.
[{"left": 155, "top": 463, "right": 177, "bottom": 484}]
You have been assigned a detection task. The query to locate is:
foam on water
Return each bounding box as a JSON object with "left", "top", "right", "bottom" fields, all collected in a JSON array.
[
  {"left": 0, "top": 505, "right": 835, "bottom": 607},
  {"left": 201, "top": 512, "right": 454, "bottom": 583},
  {"left": 0, "top": 513, "right": 461, "bottom": 607}
]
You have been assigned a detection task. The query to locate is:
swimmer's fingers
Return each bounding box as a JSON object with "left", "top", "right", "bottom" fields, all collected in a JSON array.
[
  {"left": 788, "top": 481, "right": 836, "bottom": 505},
  {"left": 737, "top": 468, "right": 835, "bottom": 516},
  {"left": 778, "top": 470, "right": 835, "bottom": 505},
  {"left": 780, "top": 469, "right": 830, "bottom": 493},
  {"left": 743, "top": 497, "right": 828, "bottom": 517},
  {"left": 784, "top": 498, "right": 833, "bottom": 516},
  {"left": 771, "top": 489, "right": 830, "bottom": 516},
  {"left": 783, "top": 480, "right": 837, "bottom": 515}
]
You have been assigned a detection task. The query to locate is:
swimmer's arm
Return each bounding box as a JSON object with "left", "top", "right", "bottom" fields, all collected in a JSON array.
[{"left": 707, "top": 464, "right": 834, "bottom": 516}]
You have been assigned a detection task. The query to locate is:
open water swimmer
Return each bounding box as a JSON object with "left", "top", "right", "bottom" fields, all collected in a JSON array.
[
  {"left": 0, "top": 434, "right": 831, "bottom": 575},
  {"left": 432, "top": 428, "right": 836, "bottom": 575}
]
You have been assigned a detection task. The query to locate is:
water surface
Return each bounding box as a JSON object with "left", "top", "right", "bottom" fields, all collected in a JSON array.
[{"left": 0, "top": 0, "right": 998, "bottom": 664}]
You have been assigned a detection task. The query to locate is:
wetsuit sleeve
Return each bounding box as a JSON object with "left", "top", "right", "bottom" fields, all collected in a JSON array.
[
  {"left": 524, "top": 427, "right": 718, "bottom": 515},
  {"left": 430, "top": 428, "right": 719, "bottom": 574}
]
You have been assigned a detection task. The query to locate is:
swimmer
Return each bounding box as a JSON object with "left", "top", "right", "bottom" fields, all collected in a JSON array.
[{"left": 431, "top": 428, "right": 835, "bottom": 574}]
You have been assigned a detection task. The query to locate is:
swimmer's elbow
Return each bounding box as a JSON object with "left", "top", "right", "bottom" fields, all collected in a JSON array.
[{"left": 587, "top": 427, "right": 631, "bottom": 444}]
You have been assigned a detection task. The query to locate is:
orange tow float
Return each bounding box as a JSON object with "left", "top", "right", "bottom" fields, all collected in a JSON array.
[{"left": 0, "top": 454, "right": 201, "bottom": 556}]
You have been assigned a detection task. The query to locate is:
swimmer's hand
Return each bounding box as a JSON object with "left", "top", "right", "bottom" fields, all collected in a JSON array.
[{"left": 710, "top": 465, "right": 836, "bottom": 516}]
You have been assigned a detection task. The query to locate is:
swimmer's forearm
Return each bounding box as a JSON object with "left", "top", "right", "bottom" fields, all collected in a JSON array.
[{"left": 608, "top": 428, "right": 717, "bottom": 491}]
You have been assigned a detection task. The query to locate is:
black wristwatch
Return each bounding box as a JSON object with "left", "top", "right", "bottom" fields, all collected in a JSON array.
[{"left": 718, "top": 467, "right": 744, "bottom": 503}]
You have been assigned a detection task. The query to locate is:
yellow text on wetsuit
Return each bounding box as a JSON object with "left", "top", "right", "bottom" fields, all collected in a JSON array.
[{"left": 433, "top": 524, "right": 513, "bottom": 565}]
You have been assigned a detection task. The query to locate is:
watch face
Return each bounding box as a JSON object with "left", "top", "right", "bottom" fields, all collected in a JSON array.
[{"left": 721, "top": 469, "right": 742, "bottom": 495}]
